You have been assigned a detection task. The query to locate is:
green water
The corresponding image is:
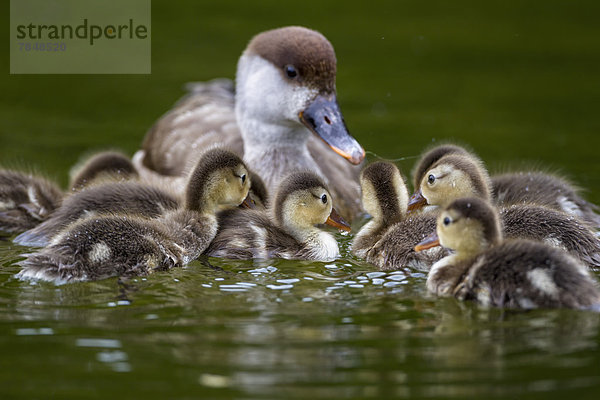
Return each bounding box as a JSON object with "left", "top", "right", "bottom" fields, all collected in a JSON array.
[{"left": 2, "top": 1, "right": 600, "bottom": 398}]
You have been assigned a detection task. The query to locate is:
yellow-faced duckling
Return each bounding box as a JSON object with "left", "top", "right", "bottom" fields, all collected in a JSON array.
[
  {"left": 205, "top": 171, "right": 350, "bottom": 261},
  {"left": 410, "top": 143, "right": 472, "bottom": 191},
  {"left": 17, "top": 148, "right": 251, "bottom": 283},
  {"left": 351, "top": 161, "right": 446, "bottom": 270},
  {"left": 410, "top": 144, "right": 600, "bottom": 229},
  {"left": 0, "top": 170, "right": 63, "bottom": 234},
  {"left": 415, "top": 197, "right": 600, "bottom": 310},
  {"left": 136, "top": 27, "right": 365, "bottom": 221},
  {"left": 408, "top": 153, "right": 600, "bottom": 269}
]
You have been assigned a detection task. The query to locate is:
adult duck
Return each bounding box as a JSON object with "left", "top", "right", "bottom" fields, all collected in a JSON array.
[{"left": 135, "top": 26, "right": 365, "bottom": 220}]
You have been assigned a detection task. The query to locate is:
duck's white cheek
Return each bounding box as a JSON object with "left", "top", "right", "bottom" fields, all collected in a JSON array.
[{"left": 236, "top": 55, "right": 317, "bottom": 124}]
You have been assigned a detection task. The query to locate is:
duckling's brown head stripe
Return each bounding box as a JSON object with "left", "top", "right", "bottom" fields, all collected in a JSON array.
[
  {"left": 247, "top": 26, "right": 337, "bottom": 94},
  {"left": 361, "top": 161, "right": 402, "bottom": 220}
]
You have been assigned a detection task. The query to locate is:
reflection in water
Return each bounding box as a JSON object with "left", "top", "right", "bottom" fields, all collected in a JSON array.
[{"left": 2, "top": 238, "right": 600, "bottom": 398}]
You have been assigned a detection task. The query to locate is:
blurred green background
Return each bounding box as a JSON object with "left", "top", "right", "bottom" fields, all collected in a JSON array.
[
  {"left": 2, "top": 0, "right": 599, "bottom": 198},
  {"left": 2, "top": 2, "right": 600, "bottom": 399}
]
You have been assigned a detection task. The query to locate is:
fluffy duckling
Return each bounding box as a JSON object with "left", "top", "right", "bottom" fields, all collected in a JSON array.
[
  {"left": 0, "top": 170, "right": 63, "bottom": 233},
  {"left": 69, "top": 151, "right": 139, "bottom": 191},
  {"left": 17, "top": 148, "right": 250, "bottom": 283},
  {"left": 351, "top": 162, "right": 446, "bottom": 270},
  {"left": 205, "top": 171, "right": 350, "bottom": 261},
  {"left": 408, "top": 153, "right": 600, "bottom": 269},
  {"left": 0, "top": 152, "right": 139, "bottom": 235},
  {"left": 15, "top": 153, "right": 266, "bottom": 248},
  {"left": 14, "top": 181, "right": 180, "bottom": 247},
  {"left": 410, "top": 143, "right": 471, "bottom": 191},
  {"left": 492, "top": 171, "right": 600, "bottom": 229},
  {"left": 410, "top": 144, "right": 600, "bottom": 228},
  {"left": 415, "top": 197, "right": 600, "bottom": 310}
]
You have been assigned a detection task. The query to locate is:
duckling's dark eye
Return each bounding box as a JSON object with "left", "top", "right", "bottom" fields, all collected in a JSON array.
[
  {"left": 285, "top": 65, "right": 298, "bottom": 79},
  {"left": 240, "top": 174, "right": 246, "bottom": 184},
  {"left": 443, "top": 217, "right": 451, "bottom": 226},
  {"left": 321, "top": 194, "right": 327, "bottom": 204},
  {"left": 427, "top": 174, "right": 436, "bottom": 185}
]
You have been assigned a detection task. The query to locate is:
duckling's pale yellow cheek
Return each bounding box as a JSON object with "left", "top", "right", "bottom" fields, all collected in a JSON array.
[{"left": 439, "top": 221, "right": 484, "bottom": 254}]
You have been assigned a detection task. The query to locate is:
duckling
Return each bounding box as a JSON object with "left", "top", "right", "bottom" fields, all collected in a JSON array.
[
  {"left": 13, "top": 180, "right": 180, "bottom": 247},
  {"left": 15, "top": 153, "right": 266, "bottom": 248},
  {"left": 415, "top": 197, "right": 600, "bottom": 310},
  {"left": 410, "top": 143, "right": 471, "bottom": 192},
  {"left": 205, "top": 171, "right": 350, "bottom": 261},
  {"left": 0, "top": 170, "right": 63, "bottom": 233},
  {"left": 351, "top": 161, "right": 446, "bottom": 270},
  {"left": 492, "top": 171, "right": 600, "bottom": 229},
  {"left": 136, "top": 26, "right": 365, "bottom": 221},
  {"left": 17, "top": 148, "right": 251, "bottom": 283},
  {"left": 0, "top": 151, "right": 139, "bottom": 235},
  {"left": 408, "top": 153, "right": 600, "bottom": 269},
  {"left": 69, "top": 150, "right": 139, "bottom": 191},
  {"left": 410, "top": 144, "right": 600, "bottom": 228}
]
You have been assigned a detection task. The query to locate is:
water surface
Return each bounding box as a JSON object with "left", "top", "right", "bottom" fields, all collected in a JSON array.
[{"left": 2, "top": 1, "right": 600, "bottom": 398}]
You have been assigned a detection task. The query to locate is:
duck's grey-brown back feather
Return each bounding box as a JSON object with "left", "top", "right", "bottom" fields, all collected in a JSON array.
[{"left": 141, "top": 79, "right": 242, "bottom": 177}]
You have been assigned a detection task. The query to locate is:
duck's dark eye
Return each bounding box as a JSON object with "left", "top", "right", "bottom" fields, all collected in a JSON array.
[
  {"left": 427, "top": 174, "right": 436, "bottom": 185},
  {"left": 240, "top": 174, "right": 246, "bottom": 184},
  {"left": 285, "top": 65, "right": 298, "bottom": 79},
  {"left": 443, "top": 217, "right": 451, "bottom": 226},
  {"left": 321, "top": 194, "right": 327, "bottom": 204}
]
